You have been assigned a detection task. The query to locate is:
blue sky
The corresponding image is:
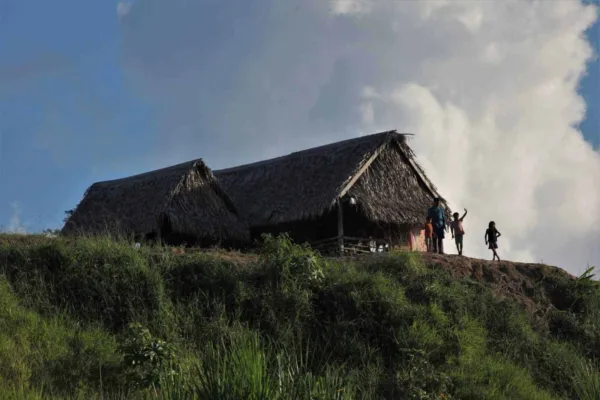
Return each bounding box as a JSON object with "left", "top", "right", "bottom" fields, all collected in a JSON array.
[
  {"left": 0, "top": 1, "right": 157, "bottom": 230},
  {"left": 0, "top": 0, "right": 599, "bottom": 270},
  {"left": 580, "top": 0, "right": 600, "bottom": 149}
]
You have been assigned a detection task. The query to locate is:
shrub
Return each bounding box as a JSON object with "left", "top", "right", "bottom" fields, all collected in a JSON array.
[
  {"left": 0, "top": 238, "right": 166, "bottom": 332},
  {"left": 118, "top": 323, "right": 177, "bottom": 391}
]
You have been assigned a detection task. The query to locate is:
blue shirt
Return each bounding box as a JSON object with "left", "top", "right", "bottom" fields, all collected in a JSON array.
[{"left": 427, "top": 206, "right": 446, "bottom": 229}]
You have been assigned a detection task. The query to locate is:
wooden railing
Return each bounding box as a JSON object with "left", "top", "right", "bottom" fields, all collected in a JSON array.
[{"left": 309, "top": 236, "right": 394, "bottom": 256}]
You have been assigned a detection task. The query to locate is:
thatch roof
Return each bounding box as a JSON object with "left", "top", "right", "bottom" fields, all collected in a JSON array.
[
  {"left": 214, "top": 130, "right": 451, "bottom": 227},
  {"left": 62, "top": 159, "right": 250, "bottom": 242}
]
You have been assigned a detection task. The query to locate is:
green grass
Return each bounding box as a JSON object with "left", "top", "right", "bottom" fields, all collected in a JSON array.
[{"left": 0, "top": 233, "right": 598, "bottom": 399}]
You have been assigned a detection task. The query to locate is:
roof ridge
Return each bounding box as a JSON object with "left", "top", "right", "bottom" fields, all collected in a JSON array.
[
  {"left": 215, "top": 130, "right": 405, "bottom": 175},
  {"left": 93, "top": 158, "right": 205, "bottom": 186}
]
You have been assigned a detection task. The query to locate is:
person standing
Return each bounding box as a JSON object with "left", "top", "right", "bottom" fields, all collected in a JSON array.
[
  {"left": 423, "top": 216, "right": 434, "bottom": 252},
  {"left": 427, "top": 197, "right": 447, "bottom": 254},
  {"left": 485, "top": 221, "right": 501, "bottom": 261},
  {"left": 451, "top": 208, "right": 468, "bottom": 256}
]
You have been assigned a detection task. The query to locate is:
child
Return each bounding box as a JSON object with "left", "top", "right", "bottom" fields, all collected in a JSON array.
[
  {"left": 450, "top": 208, "right": 467, "bottom": 256},
  {"left": 485, "top": 221, "right": 501, "bottom": 261},
  {"left": 424, "top": 216, "right": 434, "bottom": 252}
]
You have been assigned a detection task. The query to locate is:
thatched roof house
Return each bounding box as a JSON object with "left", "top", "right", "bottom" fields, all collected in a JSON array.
[
  {"left": 62, "top": 159, "right": 249, "bottom": 244},
  {"left": 215, "top": 131, "right": 450, "bottom": 252},
  {"left": 214, "top": 130, "right": 451, "bottom": 251},
  {"left": 215, "top": 130, "right": 450, "bottom": 227}
]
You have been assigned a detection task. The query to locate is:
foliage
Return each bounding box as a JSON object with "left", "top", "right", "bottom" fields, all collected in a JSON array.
[
  {"left": 118, "top": 323, "right": 177, "bottom": 390},
  {"left": 0, "top": 234, "right": 598, "bottom": 399},
  {"left": 0, "top": 277, "right": 122, "bottom": 398},
  {"left": 260, "top": 233, "right": 325, "bottom": 286},
  {"left": 395, "top": 348, "right": 452, "bottom": 400},
  {"left": 572, "top": 358, "right": 600, "bottom": 400}
]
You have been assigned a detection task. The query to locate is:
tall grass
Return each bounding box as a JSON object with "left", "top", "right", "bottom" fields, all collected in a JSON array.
[
  {"left": 573, "top": 359, "right": 600, "bottom": 400},
  {"left": 0, "top": 233, "right": 599, "bottom": 399}
]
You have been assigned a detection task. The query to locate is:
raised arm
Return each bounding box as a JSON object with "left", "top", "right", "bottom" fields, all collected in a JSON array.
[{"left": 460, "top": 208, "right": 468, "bottom": 221}]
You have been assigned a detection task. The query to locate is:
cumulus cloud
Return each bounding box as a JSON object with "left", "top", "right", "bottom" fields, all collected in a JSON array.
[
  {"left": 120, "top": 0, "right": 600, "bottom": 274},
  {"left": 6, "top": 202, "right": 26, "bottom": 234}
]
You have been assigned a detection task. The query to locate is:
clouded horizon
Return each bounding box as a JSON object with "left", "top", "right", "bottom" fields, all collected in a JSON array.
[{"left": 1, "top": 0, "right": 599, "bottom": 274}]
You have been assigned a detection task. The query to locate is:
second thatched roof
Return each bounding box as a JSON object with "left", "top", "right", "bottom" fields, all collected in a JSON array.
[
  {"left": 62, "top": 159, "right": 250, "bottom": 242},
  {"left": 214, "top": 130, "right": 451, "bottom": 227}
]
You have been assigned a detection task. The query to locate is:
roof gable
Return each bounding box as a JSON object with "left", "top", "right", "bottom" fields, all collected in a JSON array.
[{"left": 347, "top": 139, "right": 448, "bottom": 224}]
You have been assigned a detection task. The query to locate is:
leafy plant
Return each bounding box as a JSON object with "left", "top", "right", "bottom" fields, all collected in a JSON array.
[
  {"left": 260, "top": 233, "right": 325, "bottom": 287},
  {"left": 118, "top": 323, "right": 177, "bottom": 390},
  {"left": 395, "top": 348, "right": 452, "bottom": 400}
]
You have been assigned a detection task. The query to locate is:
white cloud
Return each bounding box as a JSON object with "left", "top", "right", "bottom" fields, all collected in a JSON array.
[
  {"left": 117, "top": 1, "right": 133, "bottom": 20},
  {"left": 119, "top": 0, "right": 600, "bottom": 273},
  {"left": 331, "top": 0, "right": 373, "bottom": 16},
  {"left": 7, "top": 202, "right": 26, "bottom": 234}
]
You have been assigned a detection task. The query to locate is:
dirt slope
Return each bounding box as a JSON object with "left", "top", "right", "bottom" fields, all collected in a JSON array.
[{"left": 421, "top": 253, "right": 576, "bottom": 318}]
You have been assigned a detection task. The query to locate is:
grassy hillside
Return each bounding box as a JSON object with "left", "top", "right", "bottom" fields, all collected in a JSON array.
[{"left": 0, "top": 233, "right": 598, "bottom": 399}]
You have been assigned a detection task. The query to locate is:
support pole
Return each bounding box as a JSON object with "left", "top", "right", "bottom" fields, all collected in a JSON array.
[{"left": 337, "top": 198, "right": 344, "bottom": 255}]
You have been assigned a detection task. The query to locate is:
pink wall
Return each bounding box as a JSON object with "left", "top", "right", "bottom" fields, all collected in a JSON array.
[
  {"left": 410, "top": 226, "right": 427, "bottom": 252},
  {"left": 389, "top": 226, "right": 427, "bottom": 252}
]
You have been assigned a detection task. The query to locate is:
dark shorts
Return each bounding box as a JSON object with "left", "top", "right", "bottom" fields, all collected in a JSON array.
[
  {"left": 488, "top": 241, "right": 498, "bottom": 249},
  {"left": 454, "top": 235, "right": 463, "bottom": 245},
  {"left": 434, "top": 226, "right": 445, "bottom": 239}
]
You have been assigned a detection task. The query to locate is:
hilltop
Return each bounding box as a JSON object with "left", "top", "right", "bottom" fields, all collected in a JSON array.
[
  {"left": 0, "top": 233, "right": 598, "bottom": 399},
  {"left": 423, "top": 254, "right": 575, "bottom": 314}
]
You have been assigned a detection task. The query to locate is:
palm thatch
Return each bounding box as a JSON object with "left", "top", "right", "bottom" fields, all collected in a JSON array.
[
  {"left": 62, "top": 159, "right": 249, "bottom": 242},
  {"left": 214, "top": 130, "right": 451, "bottom": 228}
]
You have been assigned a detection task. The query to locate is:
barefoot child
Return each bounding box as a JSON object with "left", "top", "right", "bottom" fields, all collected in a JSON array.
[
  {"left": 485, "top": 221, "right": 501, "bottom": 261},
  {"left": 450, "top": 208, "right": 468, "bottom": 255},
  {"left": 424, "top": 217, "right": 434, "bottom": 252}
]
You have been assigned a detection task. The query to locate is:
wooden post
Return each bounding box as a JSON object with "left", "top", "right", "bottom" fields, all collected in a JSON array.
[{"left": 337, "top": 198, "right": 344, "bottom": 255}]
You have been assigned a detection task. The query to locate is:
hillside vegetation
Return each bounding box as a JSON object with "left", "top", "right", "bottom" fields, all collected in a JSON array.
[{"left": 0, "top": 233, "right": 598, "bottom": 399}]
